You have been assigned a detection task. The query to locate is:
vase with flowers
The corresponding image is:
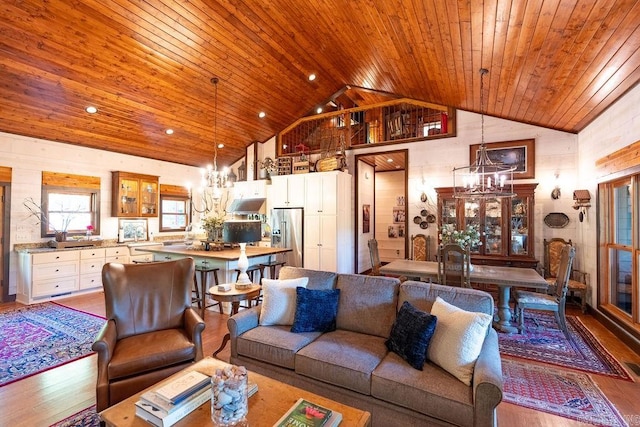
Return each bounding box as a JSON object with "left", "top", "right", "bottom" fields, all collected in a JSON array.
[
  {"left": 23, "top": 197, "right": 75, "bottom": 242},
  {"left": 202, "top": 214, "right": 225, "bottom": 242}
]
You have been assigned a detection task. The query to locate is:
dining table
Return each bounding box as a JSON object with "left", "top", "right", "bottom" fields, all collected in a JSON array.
[{"left": 379, "top": 259, "right": 548, "bottom": 333}]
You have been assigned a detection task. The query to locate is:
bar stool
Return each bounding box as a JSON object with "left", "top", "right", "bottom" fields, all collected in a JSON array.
[
  {"left": 259, "top": 260, "right": 286, "bottom": 281},
  {"left": 193, "top": 263, "right": 221, "bottom": 318}
]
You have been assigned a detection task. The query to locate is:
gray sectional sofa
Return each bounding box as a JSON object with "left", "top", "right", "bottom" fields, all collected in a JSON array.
[{"left": 228, "top": 267, "right": 503, "bottom": 427}]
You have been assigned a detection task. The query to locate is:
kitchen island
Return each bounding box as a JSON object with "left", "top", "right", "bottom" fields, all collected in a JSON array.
[{"left": 140, "top": 244, "right": 291, "bottom": 284}]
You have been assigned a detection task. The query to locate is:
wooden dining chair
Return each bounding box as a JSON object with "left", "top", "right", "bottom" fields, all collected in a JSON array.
[
  {"left": 514, "top": 244, "right": 576, "bottom": 339},
  {"left": 544, "top": 238, "right": 589, "bottom": 313},
  {"left": 437, "top": 243, "right": 471, "bottom": 288},
  {"left": 368, "top": 238, "right": 382, "bottom": 275},
  {"left": 410, "top": 234, "right": 430, "bottom": 261}
]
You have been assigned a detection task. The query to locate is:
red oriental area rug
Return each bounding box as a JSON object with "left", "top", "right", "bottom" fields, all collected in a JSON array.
[
  {"left": 0, "top": 302, "right": 105, "bottom": 387},
  {"left": 498, "top": 311, "right": 631, "bottom": 380},
  {"left": 49, "top": 406, "right": 99, "bottom": 427},
  {"left": 502, "top": 359, "right": 629, "bottom": 426}
]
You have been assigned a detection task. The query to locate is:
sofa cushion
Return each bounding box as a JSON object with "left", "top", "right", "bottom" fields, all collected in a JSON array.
[
  {"left": 295, "top": 329, "right": 388, "bottom": 395},
  {"left": 427, "top": 296, "right": 492, "bottom": 386},
  {"left": 336, "top": 274, "right": 400, "bottom": 338},
  {"left": 385, "top": 301, "right": 437, "bottom": 370},
  {"left": 399, "top": 280, "right": 494, "bottom": 316},
  {"left": 372, "top": 351, "right": 474, "bottom": 426},
  {"left": 279, "top": 266, "right": 337, "bottom": 290},
  {"left": 237, "top": 325, "right": 322, "bottom": 369},
  {"left": 259, "top": 277, "right": 308, "bottom": 326},
  {"left": 291, "top": 287, "right": 341, "bottom": 333}
]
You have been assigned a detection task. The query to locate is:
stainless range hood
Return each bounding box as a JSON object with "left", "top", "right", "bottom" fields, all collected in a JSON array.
[{"left": 227, "top": 198, "right": 266, "bottom": 214}]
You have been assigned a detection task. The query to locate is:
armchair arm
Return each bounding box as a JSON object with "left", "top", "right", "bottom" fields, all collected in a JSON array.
[
  {"left": 472, "top": 329, "right": 503, "bottom": 427},
  {"left": 227, "top": 306, "right": 260, "bottom": 358},
  {"left": 571, "top": 269, "right": 588, "bottom": 284},
  {"left": 184, "top": 308, "right": 206, "bottom": 361},
  {"left": 91, "top": 319, "right": 118, "bottom": 412}
]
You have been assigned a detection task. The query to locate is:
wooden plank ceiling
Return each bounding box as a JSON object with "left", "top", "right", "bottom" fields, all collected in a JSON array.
[{"left": 1, "top": 1, "right": 640, "bottom": 168}]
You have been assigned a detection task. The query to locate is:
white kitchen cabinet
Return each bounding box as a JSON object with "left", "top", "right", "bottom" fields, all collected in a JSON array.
[
  {"left": 268, "top": 175, "right": 305, "bottom": 208},
  {"left": 18, "top": 250, "right": 80, "bottom": 304},
  {"left": 303, "top": 170, "right": 353, "bottom": 273},
  {"left": 105, "top": 246, "right": 130, "bottom": 264},
  {"left": 80, "top": 248, "right": 106, "bottom": 290}
]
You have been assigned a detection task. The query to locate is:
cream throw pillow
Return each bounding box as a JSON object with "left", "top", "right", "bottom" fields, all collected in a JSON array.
[
  {"left": 259, "top": 277, "right": 309, "bottom": 326},
  {"left": 427, "top": 296, "right": 492, "bottom": 386}
]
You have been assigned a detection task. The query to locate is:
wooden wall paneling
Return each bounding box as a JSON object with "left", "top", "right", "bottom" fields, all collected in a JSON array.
[
  {"left": 42, "top": 171, "right": 100, "bottom": 189},
  {"left": 596, "top": 140, "right": 640, "bottom": 176}
]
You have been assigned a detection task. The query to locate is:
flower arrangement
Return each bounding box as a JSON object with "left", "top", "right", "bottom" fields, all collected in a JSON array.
[
  {"left": 440, "top": 224, "right": 482, "bottom": 248},
  {"left": 201, "top": 215, "right": 225, "bottom": 233}
]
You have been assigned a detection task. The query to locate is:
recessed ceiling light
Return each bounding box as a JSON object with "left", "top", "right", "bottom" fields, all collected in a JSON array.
[
  {"left": 308, "top": 74, "right": 316, "bottom": 81},
  {"left": 85, "top": 106, "right": 98, "bottom": 114},
  {"left": 218, "top": 143, "right": 224, "bottom": 149},
  {"left": 258, "top": 111, "right": 266, "bottom": 118},
  {"left": 165, "top": 129, "right": 174, "bottom": 135},
  {"left": 387, "top": 158, "right": 394, "bottom": 163},
  {"left": 316, "top": 107, "right": 323, "bottom": 114}
]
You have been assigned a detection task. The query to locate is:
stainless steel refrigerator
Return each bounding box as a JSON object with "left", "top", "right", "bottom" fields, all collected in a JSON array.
[{"left": 271, "top": 208, "right": 303, "bottom": 268}]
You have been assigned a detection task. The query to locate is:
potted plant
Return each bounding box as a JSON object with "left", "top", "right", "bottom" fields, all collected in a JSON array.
[{"left": 201, "top": 214, "right": 225, "bottom": 241}]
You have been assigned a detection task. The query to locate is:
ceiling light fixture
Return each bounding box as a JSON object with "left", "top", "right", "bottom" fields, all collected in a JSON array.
[
  {"left": 316, "top": 107, "right": 323, "bottom": 114},
  {"left": 190, "top": 77, "right": 231, "bottom": 214},
  {"left": 258, "top": 111, "right": 266, "bottom": 118},
  {"left": 308, "top": 74, "right": 316, "bottom": 81},
  {"left": 165, "top": 129, "right": 174, "bottom": 135},
  {"left": 452, "top": 68, "right": 515, "bottom": 199},
  {"left": 85, "top": 106, "right": 97, "bottom": 114}
]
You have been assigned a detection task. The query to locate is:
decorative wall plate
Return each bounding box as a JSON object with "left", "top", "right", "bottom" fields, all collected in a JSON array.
[
  {"left": 420, "top": 221, "right": 429, "bottom": 229},
  {"left": 544, "top": 212, "right": 570, "bottom": 228},
  {"left": 426, "top": 214, "right": 436, "bottom": 223},
  {"left": 413, "top": 216, "right": 422, "bottom": 224}
]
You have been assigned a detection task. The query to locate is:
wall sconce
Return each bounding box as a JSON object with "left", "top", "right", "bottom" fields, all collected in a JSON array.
[{"left": 551, "top": 173, "right": 561, "bottom": 200}]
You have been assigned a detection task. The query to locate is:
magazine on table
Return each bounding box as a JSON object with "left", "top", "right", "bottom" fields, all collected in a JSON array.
[
  {"left": 274, "top": 398, "right": 342, "bottom": 427},
  {"left": 135, "top": 387, "right": 210, "bottom": 427},
  {"left": 154, "top": 370, "right": 210, "bottom": 404}
]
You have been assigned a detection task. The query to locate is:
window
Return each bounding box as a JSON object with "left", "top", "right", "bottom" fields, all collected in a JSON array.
[
  {"left": 42, "top": 187, "right": 100, "bottom": 237},
  {"left": 159, "top": 184, "right": 191, "bottom": 232}
]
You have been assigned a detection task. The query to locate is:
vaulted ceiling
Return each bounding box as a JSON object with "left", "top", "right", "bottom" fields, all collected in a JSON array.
[{"left": 2, "top": 1, "right": 640, "bottom": 168}]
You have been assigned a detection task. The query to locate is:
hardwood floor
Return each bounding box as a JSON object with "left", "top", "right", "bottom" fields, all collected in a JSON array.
[{"left": 1, "top": 292, "right": 639, "bottom": 427}]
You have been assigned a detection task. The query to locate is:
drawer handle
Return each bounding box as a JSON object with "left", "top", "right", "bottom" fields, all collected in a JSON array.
[
  {"left": 55, "top": 256, "right": 60, "bottom": 259},
  {"left": 55, "top": 269, "right": 59, "bottom": 272}
]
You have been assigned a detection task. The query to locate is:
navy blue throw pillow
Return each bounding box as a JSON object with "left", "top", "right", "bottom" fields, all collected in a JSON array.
[
  {"left": 291, "top": 287, "right": 340, "bottom": 333},
  {"left": 385, "top": 301, "right": 438, "bottom": 370}
]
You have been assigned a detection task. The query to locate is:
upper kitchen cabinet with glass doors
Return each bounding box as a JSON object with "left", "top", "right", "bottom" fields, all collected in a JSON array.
[
  {"left": 111, "top": 171, "right": 159, "bottom": 217},
  {"left": 435, "top": 184, "right": 538, "bottom": 268}
]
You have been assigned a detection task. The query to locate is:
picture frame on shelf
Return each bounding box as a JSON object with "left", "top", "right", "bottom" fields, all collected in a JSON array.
[{"left": 469, "top": 138, "right": 535, "bottom": 179}]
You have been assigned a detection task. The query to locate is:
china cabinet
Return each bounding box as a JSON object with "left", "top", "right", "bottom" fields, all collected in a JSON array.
[
  {"left": 111, "top": 172, "right": 159, "bottom": 217},
  {"left": 435, "top": 183, "right": 538, "bottom": 268}
]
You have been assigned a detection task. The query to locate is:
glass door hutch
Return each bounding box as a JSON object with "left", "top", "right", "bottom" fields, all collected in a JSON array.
[{"left": 436, "top": 183, "right": 538, "bottom": 268}]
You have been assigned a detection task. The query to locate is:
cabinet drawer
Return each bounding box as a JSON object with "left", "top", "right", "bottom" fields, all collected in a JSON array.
[
  {"left": 105, "top": 255, "right": 130, "bottom": 264},
  {"left": 130, "top": 254, "right": 154, "bottom": 263},
  {"left": 81, "top": 259, "right": 105, "bottom": 275},
  {"left": 32, "top": 250, "right": 79, "bottom": 265},
  {"left": 81, "top": 248, "right": 106, "bottom": 259},
  {"left": 105, "top": 247, "right": 129, "bottom": 257},
  {"left": 33, "top": 277, "right": 78, "bottom": 297},
  {"left": 79, "top": 273, "right": 102, "bottom": 290},
  {"left": 32, "top": 261, "right": 78, "bottom": 281}
]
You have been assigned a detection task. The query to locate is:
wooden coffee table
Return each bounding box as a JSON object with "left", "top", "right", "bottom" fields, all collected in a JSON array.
[{"left": 99, "top": 357, "right": 371, "bottom": 426}]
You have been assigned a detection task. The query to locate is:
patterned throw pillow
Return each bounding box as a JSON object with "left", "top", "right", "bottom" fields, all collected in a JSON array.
[
  {"left": 385, "top": 301, "right": 438, "bottom": 370},
  {"left": 290, "top": 287, "right": 341, "bottom": 333}
]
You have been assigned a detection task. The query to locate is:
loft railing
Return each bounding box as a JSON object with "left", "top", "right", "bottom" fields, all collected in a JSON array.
[{"left": 277, "top": 98, "right": 455, "bottom": 158}]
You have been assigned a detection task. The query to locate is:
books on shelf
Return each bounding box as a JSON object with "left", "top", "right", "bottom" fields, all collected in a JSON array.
[
  {"left": 135, "top": 386, "right": 210, "bottom": 427},
  {"left": 274, "top": 398, "right": 342, "bottom": 427}
]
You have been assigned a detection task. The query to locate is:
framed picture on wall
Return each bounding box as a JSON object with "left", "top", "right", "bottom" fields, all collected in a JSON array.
[
  {"left": 388, "top": 225, "right": 398, "bottom": 238},
  {"left": 363, "top": 204, "right": 370, "bottom": 233},
  {"left": 393, "top": 207, "right": 405, "bottom": 224},
  {"left": 469, "top": 138, "right": 535, "bottom": 179}
]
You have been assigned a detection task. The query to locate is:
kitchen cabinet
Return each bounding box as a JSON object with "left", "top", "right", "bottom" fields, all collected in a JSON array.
[
  {"left": 268, "top": 175, "right": 305, "bottom": 208},
  {"left": 112, "top": 171, "right": 159, "bottom": 217},
  {"left": 79, "top": 248, "right": 105, "bottom": 290},
  {"left": 303, "top": 170, "right": 352, "bottom": 273},
  {"left": 233, "top": 180, "right": 267, "bottom": 199},
  {"left": 435, "top": 183, "right": 538, "bottom": 268}
]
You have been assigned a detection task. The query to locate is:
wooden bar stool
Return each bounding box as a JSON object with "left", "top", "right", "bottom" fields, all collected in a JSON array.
[
  {"left": 194, "top": 263, "right": 221, "bottom": 317},
  {"left": 259, "top": 260, "right": 286, "bottom": 281}
]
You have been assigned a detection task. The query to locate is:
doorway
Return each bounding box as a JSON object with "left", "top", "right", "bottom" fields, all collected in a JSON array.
[
  {"left": 354, "top": 150, "right": 408, "bottom": 273},
  {"left": 0, "top": 182, "right": 11, "bottom": 302}
]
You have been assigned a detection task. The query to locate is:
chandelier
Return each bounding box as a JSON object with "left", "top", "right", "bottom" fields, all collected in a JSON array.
[
  {"left": 192, "top": 77, "right": 231, "bottom": 214},
  {"left": 453, "top": 68, "right": 515, "bottom": 199}
]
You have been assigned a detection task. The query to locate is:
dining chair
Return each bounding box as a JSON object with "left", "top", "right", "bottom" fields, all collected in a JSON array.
[
  {"left": 410, "top": 234, "right": 430, "bottom": 261},
  {"left": 437, "top": 243, "right": 471, "bottom": 288},
  {"left": 514, "top": 244, "right": 575, "bottom": 339},
  {"left": 544, "top": 238, "right": 589, "bottom": 313}
]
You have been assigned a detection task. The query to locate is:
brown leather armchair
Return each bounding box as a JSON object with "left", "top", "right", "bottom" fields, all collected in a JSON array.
[{"left": 92, "top": 258, "right": 205, "bottom": 412}]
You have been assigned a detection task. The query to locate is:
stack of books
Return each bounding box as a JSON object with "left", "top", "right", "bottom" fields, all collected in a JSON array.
[
  {"left": 135, "top": 371, "right": 211, "bottom": 427},
  {"left": 135, "top": 370, "right": 259, "bottom": 427},
  {"left": 274, "top": 398, "right": 342, "bottom": 427}
]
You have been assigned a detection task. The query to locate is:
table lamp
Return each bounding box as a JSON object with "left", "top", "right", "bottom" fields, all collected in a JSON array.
[{"left": 223, "top": 220, "right": 262, "bottom": 288}]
